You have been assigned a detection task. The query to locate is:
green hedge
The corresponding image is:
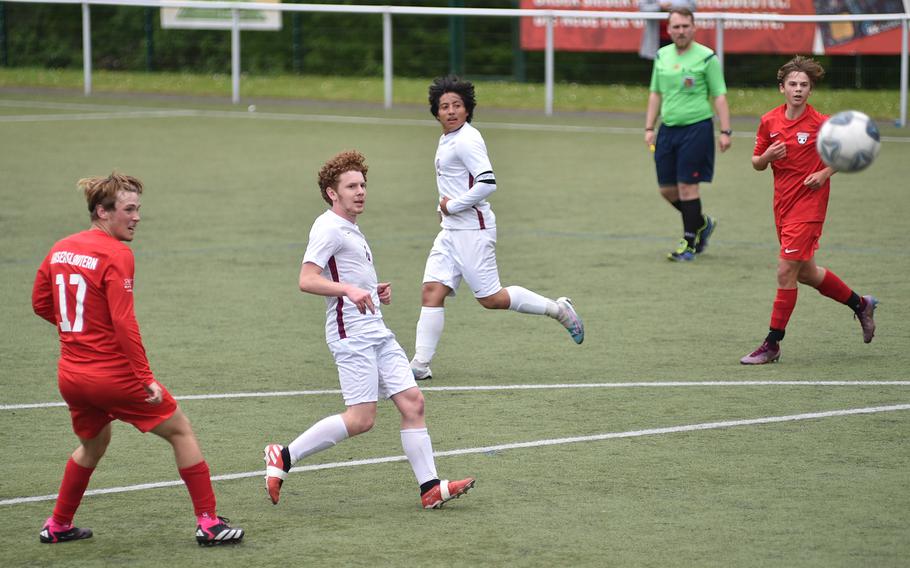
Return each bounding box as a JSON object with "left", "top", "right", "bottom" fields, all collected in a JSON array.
[{"left": 0, "top": 1, "right": 901, "bottom": 88}]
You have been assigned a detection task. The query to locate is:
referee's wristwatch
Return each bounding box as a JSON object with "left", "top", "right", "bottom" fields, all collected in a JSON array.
[{"left": 720, "top": 129, "right": 733, "bottom": 136}]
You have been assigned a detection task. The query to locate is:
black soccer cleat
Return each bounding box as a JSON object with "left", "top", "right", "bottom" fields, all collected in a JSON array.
[
  {"left": 195, "top": 515, "right": 244, "bottom": 546},
  {"left": 39, "top": 518, "right": 93, "bottom": 544},
  {"left": 695, "top": 215, "right": 716, "bottom": 254}
]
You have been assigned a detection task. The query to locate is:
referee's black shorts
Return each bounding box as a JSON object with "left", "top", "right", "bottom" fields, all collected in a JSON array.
[{"left": 654, "top": 118, "right": 715, "bottom": 186}]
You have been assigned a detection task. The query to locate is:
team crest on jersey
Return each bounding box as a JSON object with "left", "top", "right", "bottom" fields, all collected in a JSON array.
[
  {"left": 683, "top": 75, "right": 695, "bottom": 88},
  {"left": 796, "top": 132, "right": 810, "bottom": 145},
  {"left": 123, "top": 278, "right": 133, "bottom": 291}
]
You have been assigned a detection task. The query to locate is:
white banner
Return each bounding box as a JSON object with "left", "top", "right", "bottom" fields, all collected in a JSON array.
[{"left": 161, "top": 0, "right": 282, "bottom": 31}]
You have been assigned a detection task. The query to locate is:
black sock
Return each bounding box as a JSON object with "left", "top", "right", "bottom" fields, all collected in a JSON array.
[
  {"left": 281, "top": 447, "right": 292, "bottom": 472},
  {"left": 845, "top": 292, "right": 863, "bottom": 312},
  {"left": 669, "top": 199, "right": 683, "bottom": 212},
  {"left": 420, "top": 479, "right": 440, "bottom": 495},
  {"left": 765, "top": 328, "right": 785, "bottom": 344},
  {"left": 679, "top": 199, "right": 703, "bottom": 249}
]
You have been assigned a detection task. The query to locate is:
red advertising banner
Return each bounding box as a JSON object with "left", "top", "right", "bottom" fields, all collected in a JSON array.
[{"left": 519, "top": 0, "right": 906, "bottom": 55}]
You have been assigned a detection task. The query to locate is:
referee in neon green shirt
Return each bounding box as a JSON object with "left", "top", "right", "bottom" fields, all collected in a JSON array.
[{"left": 644, "top": 7, "right": 731, "bottom": 262}]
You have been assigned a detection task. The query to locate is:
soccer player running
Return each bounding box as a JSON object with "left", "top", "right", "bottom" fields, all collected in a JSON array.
[
  {"left": 263, "top": 151, "right": 474, "bottom": 509},
  {"left": 741, "top": 56, "right": 878, "bottom": 364},
  {"left": 644, "top": 7, "right": 731, "bottom": 261},
  {"left": 409, "top": 75, "right": 585, "bottom": 381},
  {"left": 31, "top": 173, "right": 243, "bottom": 545}
]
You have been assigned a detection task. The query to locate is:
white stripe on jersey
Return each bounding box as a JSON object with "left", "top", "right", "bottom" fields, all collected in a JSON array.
[
  {"left": 302, "top": 210, "right": 386, "bottom": 343},
  {"left": 434, "top": 122, "right": 497, "bottom": 230}
]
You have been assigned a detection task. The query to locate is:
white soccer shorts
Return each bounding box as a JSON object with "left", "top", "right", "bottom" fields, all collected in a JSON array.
[
  {"left": 422, "top": 228, "right": 502, "bottom": 299},
  {"left": 328, "top": 328, "right": 417, "bottom": 406}
]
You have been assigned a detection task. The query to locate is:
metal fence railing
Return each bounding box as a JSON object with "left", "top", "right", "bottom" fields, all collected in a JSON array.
[{"left": 4, "top": 0, "right": 909, "bottom": 126}]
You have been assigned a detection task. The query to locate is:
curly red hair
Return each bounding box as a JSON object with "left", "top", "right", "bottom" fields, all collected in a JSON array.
[{"left": 317, "top": 151, "right": 368, "bottom": 205}]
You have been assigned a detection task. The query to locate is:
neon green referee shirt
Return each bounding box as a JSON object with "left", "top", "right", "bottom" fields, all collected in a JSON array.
[{"left": 649, "top": 41, "right": 727, "bottom": 127}]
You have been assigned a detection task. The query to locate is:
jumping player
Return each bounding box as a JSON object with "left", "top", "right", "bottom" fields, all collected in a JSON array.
[
  {"left": 32, "top": 173, "right": 243, "bottom": 545},
  {"left": 741, "top": 56, "right": 878, "bottom": 364},
  {"left": 263, "top": 151, "right": 474, "bottom": 509},
  {"left": 409, "top": 75, "right": 585, "bottom": 381}
]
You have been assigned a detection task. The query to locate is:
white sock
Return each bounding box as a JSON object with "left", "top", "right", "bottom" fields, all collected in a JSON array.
[
  {"left": 506, "top": 285, "right": 559, "bottom": 317},
  {"left": 287, "top": 414, "right": 349, "bottom": 464},
  {"left": 400, "top": 427, "right": 438, "bottom": 485},
  {"left": 414, "top": 307, "right": 445, "bottom": 365}
]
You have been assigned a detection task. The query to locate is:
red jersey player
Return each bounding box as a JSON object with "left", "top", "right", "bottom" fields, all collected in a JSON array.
[
  {"left": 741, "top": 56, "right": 878, "bottom": 364},
  {"left": 32, "top": 173, "right": 244, "bottom": 545}
]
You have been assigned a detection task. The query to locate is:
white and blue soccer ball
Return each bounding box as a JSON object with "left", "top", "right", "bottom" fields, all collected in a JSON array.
[{"left": 816, "top": 110, "right": 881, "bottom": 173}]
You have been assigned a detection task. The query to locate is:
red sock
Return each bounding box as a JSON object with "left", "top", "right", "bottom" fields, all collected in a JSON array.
[
  {"left": 178, "top": 461, "right": 216, "bottom": 518},
  {"left": 815, "top": 270, "right": 853, "bottom": 304},
  {"left": 770, "top": 288, "right": 798, "bottom": 331},
  {"left": 52, "top": 458, "right": 95, "bottom": 525}
]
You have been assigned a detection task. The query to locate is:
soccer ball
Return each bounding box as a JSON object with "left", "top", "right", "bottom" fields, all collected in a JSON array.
[{"left": 816, "top": 110, "right": 881, "bottom": 173}]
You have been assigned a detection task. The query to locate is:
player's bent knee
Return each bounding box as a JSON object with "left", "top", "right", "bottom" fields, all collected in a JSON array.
[
  {"left": 421, "top": 282, "right": 450, "bottom": 307},
  {"left": 404, "top": 395, "right": 426, "bottom": 420},
  {"left": 477, "top": 289, "right": 509, "bottom": 310},
  {"left": 151, "top": 408, "right": 195, "bottom": 440},
  {"left": 776, "top": 262, "right": 801, "bottom": 285},
  {"left": 797, "top": 265, "right": 823, "bottom": 286},
  {"left": 678, "top": 184, "right": 700, "bottom": 200},
  {"left": 348, "top": 417, "right": 375, "bottom": 436},
  {"left": 342, "top": 409, "right": 377, "bottom": 436}
]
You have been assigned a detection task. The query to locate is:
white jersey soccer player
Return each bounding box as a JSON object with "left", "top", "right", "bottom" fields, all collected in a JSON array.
[
  {"left": 263, "top": 150, "right": 475, "bottom": 510},
  {"left": 434, "top": 121, "right": 497, "bottom": 231},
  {"left": 304, "top": 210, "right": 385, "bottom": 343},
  {"left": 409, "top": 76, "right": 585, "bottom": 381}
]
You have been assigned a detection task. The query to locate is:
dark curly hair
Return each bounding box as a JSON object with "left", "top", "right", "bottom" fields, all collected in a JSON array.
[
  {"left": 428, "top": 75, "right": 476, "bottom": 122},
  {"left": 317, "top": 150, "right": 368, "bottom": 205}
]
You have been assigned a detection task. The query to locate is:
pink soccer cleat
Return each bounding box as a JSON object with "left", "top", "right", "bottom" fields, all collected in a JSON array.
[
  {"left": 195, "top": 514, "right": 244, "bottom": 546},
  {"left": 740, "top": 341, "right": 781, "bottom": 365},
  {"left": 39, "top": 517, "right": 92, "bottom": 544},
  {"left": 855, "top": 295, "right": 878, "bottom": 343}
]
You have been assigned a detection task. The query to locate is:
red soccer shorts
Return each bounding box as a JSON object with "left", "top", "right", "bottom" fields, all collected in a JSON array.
[
  {"left": 58, "top": 369, "right": 178, "bottom": 439},
  {"left": 776, "top": 222, "right": 823, "bottom": 262}
]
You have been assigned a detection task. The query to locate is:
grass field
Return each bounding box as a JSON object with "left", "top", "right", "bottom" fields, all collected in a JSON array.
[
  {"left": 0, "top": 67, "right": 905, "bottom": 119},
  {"left": 1, "top": 90, "right": 909, "bottom": 567}
]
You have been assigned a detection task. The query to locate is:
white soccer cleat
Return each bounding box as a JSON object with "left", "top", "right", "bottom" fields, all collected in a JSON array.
[
  {"left": 409, "top": 358, "right": 433, "bottom": 380},
  {"left": 556, "top": 297, "right": 584, "bottom": 344}
]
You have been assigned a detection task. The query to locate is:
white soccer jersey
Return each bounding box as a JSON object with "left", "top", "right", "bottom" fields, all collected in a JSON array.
[
  {"left": 302, "top": 210, "right": 386, "bottom": 343},
  {"left": 435, "top": 122, "right": 497, "bottom": 230}
]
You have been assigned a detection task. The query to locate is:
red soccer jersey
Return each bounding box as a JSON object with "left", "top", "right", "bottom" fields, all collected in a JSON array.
[
  {"left": 32, "top": 229, "right": 155, "bottom": 384},
  {"left": 753, "top": 104, "right": 830, "bottom": 225}
]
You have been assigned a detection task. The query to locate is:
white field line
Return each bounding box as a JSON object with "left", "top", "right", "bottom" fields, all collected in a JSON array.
[
  {"left": 0, "top": 110, "right": 201, "bottom": 122},
  {"left": 2, "top": 403, "right": 908, "bottom": 507},
  {"left": 3, "top": 381, "right": 909, "bottom": 411},
  {"left": 3, "top": 99, "right": 907, "bottom": 141},
  {"left": 0, "top": 100, "right": 170, "bottom": 112}
]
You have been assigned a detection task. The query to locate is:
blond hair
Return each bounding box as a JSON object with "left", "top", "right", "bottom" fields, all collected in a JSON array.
[
  {"left": 317, "top": 151, "right": 368, "bottom": 205},
  {"left": 78, "top": 172, "right": 143, "bottom": 220}
]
